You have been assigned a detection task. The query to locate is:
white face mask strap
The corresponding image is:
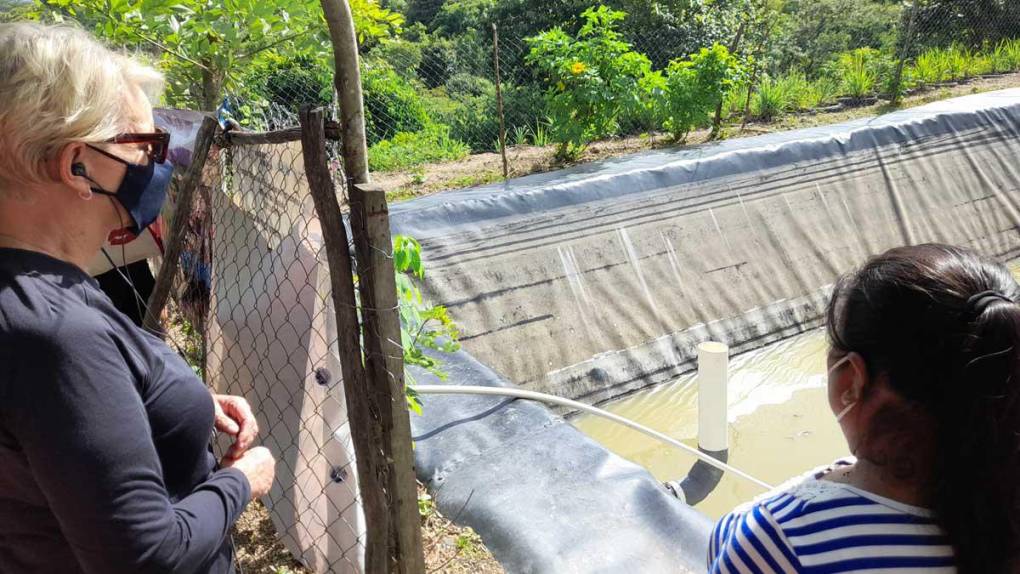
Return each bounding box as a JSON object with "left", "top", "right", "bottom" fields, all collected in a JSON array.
[
  {"left": 828, "top": 354, "right": 851, "bottom": 375},
  {"left": 835, "top": 401, "right": 857, "bottom": 423},
  {"left": 829, "top": 354, "right": 856, "bottom": 423}
]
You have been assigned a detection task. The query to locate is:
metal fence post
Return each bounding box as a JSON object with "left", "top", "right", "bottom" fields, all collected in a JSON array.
[{"left": 299, "top": 106, "right": 391, "bottom": 573}]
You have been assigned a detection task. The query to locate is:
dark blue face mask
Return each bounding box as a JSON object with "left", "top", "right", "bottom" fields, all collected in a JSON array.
[{"left": 82, "top": 144, "right": 173, "bottom": 235}]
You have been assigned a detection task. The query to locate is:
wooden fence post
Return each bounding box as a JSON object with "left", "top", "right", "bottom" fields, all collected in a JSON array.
[
  {"left": 493, "top": 24, "right": 509, "bottom": 179},
  {"left": 299, "top": 106, "right": 390, "bottom": 573},
  {"left": 350, "top": 182, "right": 426, "bottom": 574},
  {"left": 144, "top": 115, "right": 218, "bottom": 333}
]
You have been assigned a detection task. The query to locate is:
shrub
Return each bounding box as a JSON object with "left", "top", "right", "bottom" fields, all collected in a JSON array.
[
  {"left": 989, "top": 42, "right": 1014, "bottom": 73},
  {"left": 776, "top": 72, "right": 812, "bottom": 110},
  {"left": 444, "top": 73, "right": 494, "bottom": 98},
  {"left": 1003, "top": 39, "right": 1020, "bottom": 71},
  {"left": 526, "top": 6, "right": 652, "bottom": 159},
  {"left": 368, "top": 124, "right": 470, "bottom": 172},
  {"left": 661, "top": 43, "right": 742, "bottom": 141},
  {"left": 418, "top": 36, "right": 459, "bottom": 88},
  {"left": 619, "top": 69, "right": 666, "bottom": 135},
  {"left": 913, "top": 49, "right": 948, "bottom": 85},
  {"left": 969, "top": 53, "right": 994, "bottom": 76},
  {"left": 751, "top": 76, "right": 793, "bottom": 121},
  {"left": 260, "top": 55, "right": 334, "bottom": 110},
  {"left": 427, "top": 90, "right": 495, "bottom": 150},
  {"left": 362, "top": 64, "right": 432, "bottom": 144},
  {"left": 807, "top": 76, "right": 842, "bottom": 108},
  {"left": 365, "top": 38, "right": 424, "bottom": 80},
  {"left": 722, "top": 80, "right": 751, "bottom": 120},
  {"left": 944, "top": 44, "right": 970, "bottom": 81},
  {"left": 833, "top": 48, "right": 881, "bottom": 98}
]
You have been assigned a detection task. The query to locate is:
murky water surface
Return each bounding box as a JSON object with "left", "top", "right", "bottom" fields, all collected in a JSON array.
[
  {"left": 574, "top": 264, "right": 1020, "bottom": 520},
  {"left": 573, "top": 331, "right": 841, "bottom": 519}
]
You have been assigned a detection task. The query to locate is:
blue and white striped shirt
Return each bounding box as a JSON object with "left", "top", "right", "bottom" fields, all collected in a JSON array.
[{"left": 708, "top": 461, "right": 955, "bottom": 573}]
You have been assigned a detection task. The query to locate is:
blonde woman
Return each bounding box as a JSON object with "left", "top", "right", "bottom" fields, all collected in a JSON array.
[{"left": 0, "top": 23, "right": 275, "bottom": 573}]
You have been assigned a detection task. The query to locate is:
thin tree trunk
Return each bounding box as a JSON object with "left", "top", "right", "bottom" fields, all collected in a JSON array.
[{"left": 320, "top": 0, "right": 370, "bottom": 185}]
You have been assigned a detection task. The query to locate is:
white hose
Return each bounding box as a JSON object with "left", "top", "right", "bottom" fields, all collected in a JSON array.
[{"left": 415, "top": 384, "right": 774, "bottom": 491}]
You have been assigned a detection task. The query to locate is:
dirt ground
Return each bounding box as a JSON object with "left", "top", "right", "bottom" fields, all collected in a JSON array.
[
  {"left": 232, "top": 485, "right": 503, "bottom": 574},
  {"left": 373, "top": 72, "right": 1020, "bottom": 203}
]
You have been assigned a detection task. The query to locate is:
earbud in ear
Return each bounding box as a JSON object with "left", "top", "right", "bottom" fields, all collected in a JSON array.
[{"left": 72, "top": 163, "right": 87, "bottom": 177}]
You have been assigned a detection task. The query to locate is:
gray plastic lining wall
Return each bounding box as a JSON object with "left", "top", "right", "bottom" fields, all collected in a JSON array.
[{"left": 391, "top": 89, "right": 1020, "bottom": 406}]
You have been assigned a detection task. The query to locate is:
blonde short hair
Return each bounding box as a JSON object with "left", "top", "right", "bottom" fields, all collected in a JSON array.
[{"left": 0, "top": 22, "right": 164, "bottom": 190}]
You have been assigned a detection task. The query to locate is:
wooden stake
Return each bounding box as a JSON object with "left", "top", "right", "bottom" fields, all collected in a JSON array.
[
  {"left": 144, "top": 115, "right": 218, "bottom": 333},
  {"left": 300, "top": 106, "right": 389, "bottom": 574},
  {"left": 350, "top": 181, "right": 426, "bottom": 574},
  {"left": 493, "top": 24, "right": 509, "bottom": 179}
]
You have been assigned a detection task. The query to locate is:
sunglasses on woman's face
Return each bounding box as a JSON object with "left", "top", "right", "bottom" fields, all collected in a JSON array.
[{"left": 103, "top": 127, "right": 171, "bottom": 164}]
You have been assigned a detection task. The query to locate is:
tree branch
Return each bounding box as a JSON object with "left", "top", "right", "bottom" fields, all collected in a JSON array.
[
  {"left": 38, "top": 0, "right": 210, "bottom": 71},
  {"left": 236, "top": 28, "right": 314, "bottom": 61}
]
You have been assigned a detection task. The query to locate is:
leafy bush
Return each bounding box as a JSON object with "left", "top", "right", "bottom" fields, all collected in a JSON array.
[
  {"left": 261, "top": 55, "right": 334, "bottom": 109},
  {"left": 619, "top": 70, "right": 666, "bottom": 135},
  {"left": 660, "top": 44, "right": 742, "bottom": 141},
  {"left": 944, "top": 45, "right": 971, "bottom": 80},
  {"left": 393, "top": 235, "right": 460, "bottom": 415},
  {"left": 444, "top": 72, "right": 495, "bottom": 98},
  {"left": 989, "top": 41, "right": 1015, "bottom": 73},
  {"left": 526, "top": 6, "right": 652, "bottom": 159},
  {"left": 365, "top": 38, "right": 424, "bottom": 80},
  {"left": 368, "top": 125, "right": 470, "bottom": 172},
  {"left": 775, "top": 72, "right": 811, "bottom": 110},
  {"left": 770, "top": 0, "right": 902, "bottom": 75},
  {"left": 722, "top": 80, "right": 751, "bottom": 120},
  {"left": 362, "top": 64, "right": 432, "bottom": 144}
]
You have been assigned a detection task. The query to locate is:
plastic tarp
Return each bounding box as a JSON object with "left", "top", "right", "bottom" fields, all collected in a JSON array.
[
  {"left": 206, "top": 142, "right": 366, "bottom": 572},
  {"left": 390, "top": 89, "right": 1020, "bottom": 405}
]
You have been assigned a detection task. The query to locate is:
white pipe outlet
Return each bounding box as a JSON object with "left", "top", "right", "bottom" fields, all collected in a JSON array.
[{"left": 697, "top": 341, "right": 729, "bottom": 453}]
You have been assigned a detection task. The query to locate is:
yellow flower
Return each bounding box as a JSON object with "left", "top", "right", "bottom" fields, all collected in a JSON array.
[
  {"left": 556, "top": 81, "right": 566, "bottom": 91},
  {"left": 571, "top": 61, "right": 586, "bottom": 75}
]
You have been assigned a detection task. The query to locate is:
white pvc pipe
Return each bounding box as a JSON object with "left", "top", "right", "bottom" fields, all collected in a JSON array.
[
  {"left": 415, "top": 384, "right": 773, "bottom": 491},
  {"left": 697, "top": 342, "right": 729, "bottom": 453}
]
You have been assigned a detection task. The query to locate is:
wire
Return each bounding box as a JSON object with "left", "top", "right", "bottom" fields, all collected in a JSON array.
[{"left": 414, "top": 384, "right": 774, "bottom": 491}]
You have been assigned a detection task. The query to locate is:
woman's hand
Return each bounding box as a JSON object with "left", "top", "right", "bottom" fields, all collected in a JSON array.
[
  {"left": 212, "top": 394, "right": 259, "bottom": 461},
  {"left": 222, "top": 446, "right": 276, "bottom": 499}
]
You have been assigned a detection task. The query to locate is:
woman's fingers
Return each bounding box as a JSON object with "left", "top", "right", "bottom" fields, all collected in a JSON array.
[
  {"left": 213, "top": 397, "right": 240, "bottom": 435},
  {"left": 215, "top": 395, "right": 259, "bottom": 459},
  {"left": 230, "top": 397, "right": 259, "bottom": 453}
]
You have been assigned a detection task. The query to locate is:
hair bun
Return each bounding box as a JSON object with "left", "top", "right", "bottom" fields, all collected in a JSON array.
[{"left": 967, "top": 290, "right": 1013, "bottom": 316}]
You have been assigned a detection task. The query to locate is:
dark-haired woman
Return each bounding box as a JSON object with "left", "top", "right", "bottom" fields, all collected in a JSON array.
[{"left": 708, "top": 243, "right": 1020, "bottom": 573}]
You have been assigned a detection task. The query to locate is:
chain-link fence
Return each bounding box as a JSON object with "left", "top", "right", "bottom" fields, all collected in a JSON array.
[
  {"left": 201, "top": 135, "right": 370, "bottom": 572},
  {"left": 214, "top": 0, "right": 1020, "bottom": 184},
  {"left": 146, "top": 113, "right": 372, "bottom": 571}
]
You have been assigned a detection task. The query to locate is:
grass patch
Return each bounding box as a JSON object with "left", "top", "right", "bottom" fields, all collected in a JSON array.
[{"left": 368, "top": 125, "right": 470, "bottom": 172}]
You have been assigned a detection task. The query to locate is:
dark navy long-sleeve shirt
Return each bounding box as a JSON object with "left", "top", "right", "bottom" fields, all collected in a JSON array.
[{"left": 0, "top": 248, "right": 251, "bottom": 573}]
